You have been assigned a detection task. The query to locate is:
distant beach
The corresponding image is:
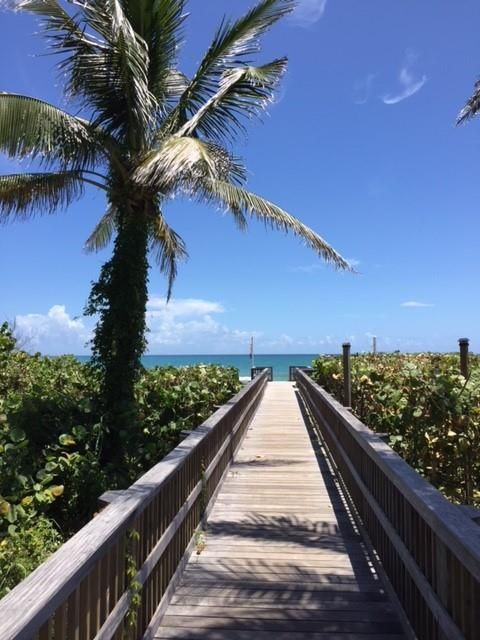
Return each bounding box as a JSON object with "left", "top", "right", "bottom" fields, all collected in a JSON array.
[{"left": 76, "top": 354, "right": 318, "bottom": 382}]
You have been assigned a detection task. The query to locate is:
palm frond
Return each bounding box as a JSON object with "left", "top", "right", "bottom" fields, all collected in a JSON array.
[
  {"left": 84, "top": 204, "right": 118, "bottom": 253},
  {"left": 20, "top": 0, "right": 157, "bottom": 142},
  {"left": 200, "top": 180, "right": 352, "bottom": 270},
  {"left": 149, "top": 211, "right": 188, "bottom": 300},
  {"left": 120, "top": 0, "right": 187, "bottom": 103},
  {"left": 77, "top": 0, "right": 157, "bottom": 140},
  {"left": 163, "top": 0, "right": 295, "bottom": 137},
  {"left": 16, "top": 0, "right": 109, "bottom": 62},
  {"left": 457, "top": 80, "right": 480, "bottom": 124},
  {"left": 0, "top": 171, "right": 84, "bottom": 221},
  {"left": 16, "top": 0, "right": 94, "bottom": 42},
  {"left": 177, "top": 58, "right": 288, "bottom": 139},
  {"left": 162, "top": 70, "right": 190, "bottom": 103},
  {"left": 0, "top": 93, "right": 100, "bottom": 168},
  {"left": 133, "top": 136, "right": 246, "bottom": 191}
]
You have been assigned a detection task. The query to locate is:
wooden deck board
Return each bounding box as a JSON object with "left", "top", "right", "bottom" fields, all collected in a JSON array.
[{"left": 154, "top": 382, "right": 405, "bottom": 639}]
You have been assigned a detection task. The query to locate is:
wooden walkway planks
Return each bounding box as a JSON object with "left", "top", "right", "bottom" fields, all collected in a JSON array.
[{"left": 154, "top": 382, "right": 405, "bottom": 639}]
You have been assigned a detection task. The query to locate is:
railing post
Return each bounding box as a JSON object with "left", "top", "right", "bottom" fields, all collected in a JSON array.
[
  {"left": 342, "top": 342, "right": 352, "bottom": 408},
  {"left": 459, "top": 338, "right": 469, "bottom": 378}
]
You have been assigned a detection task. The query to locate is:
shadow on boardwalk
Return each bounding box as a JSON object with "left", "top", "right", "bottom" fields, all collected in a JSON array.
[{"left": 154, "top": 383, "right": 406, "bottom": 639}]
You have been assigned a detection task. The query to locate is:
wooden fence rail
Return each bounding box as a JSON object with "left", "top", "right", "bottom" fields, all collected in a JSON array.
[
  {"left": 295, "top": 368, "right": 480, "bottom": 640},
  {"left": 0, "top": 370, "right": 268, "bottom": 640}
]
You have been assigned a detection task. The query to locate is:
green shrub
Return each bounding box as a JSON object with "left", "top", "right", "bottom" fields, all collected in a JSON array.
[
  {"left": 312, "top": 353, "right": 480, "bottom": 505},
  {"left": 128, "top": 365, "right": 241, "bottom": 481},
  {"left": 0, "top": 323, "right": 241, "bottom": 592},
  {"left": 0, "top": 516, "right": 63, "bottom": 599},
  {"left": 0, "top": 405, "right": 66, "bottom": 536}
]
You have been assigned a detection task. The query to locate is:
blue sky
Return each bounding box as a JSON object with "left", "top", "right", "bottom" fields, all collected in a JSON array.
[{"left": 0, "top": 0, "right": 479, "bottom": 355}]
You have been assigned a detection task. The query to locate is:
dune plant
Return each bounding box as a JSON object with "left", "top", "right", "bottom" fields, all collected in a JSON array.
[
  {"left": 0, "top": 0, "right": 350, "bottom": 451},
  {"left": 312, "top": 353, "right": 480, "bottom": 505}
]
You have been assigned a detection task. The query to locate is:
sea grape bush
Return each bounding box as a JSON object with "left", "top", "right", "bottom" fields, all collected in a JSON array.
[
  {"left": 0, "top": 323, "right": 240, "bottom": 596},
  {"left": 131, "top": 365, "right": 241, "bottom": 481},
  {"left": 0, "top": 517, "right": 62, "bottom": 599},
  {"left": 312, "top": 353, "right": 480, "bottom": 505}
]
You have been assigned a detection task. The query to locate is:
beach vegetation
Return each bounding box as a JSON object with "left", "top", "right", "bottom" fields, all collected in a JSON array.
[
  {"left": 312, "top": 353, "right": 480, "bottom": 505},
  {"left": 0, "top": 325, "right": 240, "bottom": 595}
]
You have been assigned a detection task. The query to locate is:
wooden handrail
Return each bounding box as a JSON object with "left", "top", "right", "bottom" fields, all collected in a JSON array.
[
  {"left": 0, "top": 370, "right": 268, "bottom": 640},
  {"left": 295, "top": 368, "right": 480, "bottom": 640}
]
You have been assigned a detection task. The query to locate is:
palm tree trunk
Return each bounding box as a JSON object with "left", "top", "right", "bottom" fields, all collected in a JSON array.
[{"left": 86, "top": 201, "right": 149, "bottom": 466}]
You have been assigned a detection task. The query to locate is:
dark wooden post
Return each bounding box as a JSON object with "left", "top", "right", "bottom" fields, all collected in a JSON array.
[
  {"left": 342, "top": 342, "right": 352, "bottom": 408},
  {"left": 459, "top": 338, "right": 469, "bottom": 378}
]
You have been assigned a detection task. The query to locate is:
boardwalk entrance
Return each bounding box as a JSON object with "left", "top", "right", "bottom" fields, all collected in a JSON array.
[{"left": 155, "top": 383, "right": 405, "bottom": 639}]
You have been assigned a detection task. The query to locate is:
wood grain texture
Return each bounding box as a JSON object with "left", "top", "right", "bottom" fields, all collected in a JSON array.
[
  {"left": 154, "top": 382, "right": 405, "bottom": 639},
  {"left": 0, "top": 372, "right": 268, "bottom": 640},
  {"left": 296, "top": 368, "right": 480, "bottom": 640}
]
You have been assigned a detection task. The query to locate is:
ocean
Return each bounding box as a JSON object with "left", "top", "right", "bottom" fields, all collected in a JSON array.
[{"left": 76, "top": 354, "right": 318, "bottom": 381}]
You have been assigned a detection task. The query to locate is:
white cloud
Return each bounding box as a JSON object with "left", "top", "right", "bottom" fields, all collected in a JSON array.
[
  {"left": 289, "top": 257, "right": 360, "bottom": 274},
  {"left": 15, "top": 305, "right": 90, "bottom": 354},
  {"left": 346, "top": 257, "right": 361, "bottom": 268},
  {"left": 353, "top": 74, "right": 376, "bottom": 105},
  {"left": 17, "top": 298, "right": 414, "bottom": 356},
  {"left": 146, "top": 296, "right": 261, "bottom": 352},
  {"left": 273, "top": 82, "right": 288, "bottom": 107},
  {"left": 12, "top": 298, "right": 260, "bottom": 355},
  {"left": 11, "top": 298, "right": 265, "bottom": 355},
  {"left": 382, "top": 52, "right": 427, "bottom": 105},
  {"left": 291, "top": 0, "right": 327, "bottom": 26},
  {"left": 288, "top": 263, "right": 322, "bottom": 274},
  {"left": 401, "top": 301, "right": 434, "bottom": 308},
  {"left": 147, "top": 297, "right": 224, "bottom": 317}
]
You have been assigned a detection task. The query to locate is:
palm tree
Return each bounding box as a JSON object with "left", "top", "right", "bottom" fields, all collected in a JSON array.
[
  {"left": 0, "top": 0, "right": 350, "bottom": 455},
  {"left": 457, "top": 79, "right": 480, "bottom": 123}
]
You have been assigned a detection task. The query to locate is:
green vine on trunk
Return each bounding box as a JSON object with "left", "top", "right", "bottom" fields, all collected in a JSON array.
[
  {"left": 85, "top": 198, "right": 149, "bottom": 466},
  {"left": 199, "top": 461, "right": 208, "bottom": 518},
  {"left": 124, "top": 528, "right": 142, "bottom": 636}
]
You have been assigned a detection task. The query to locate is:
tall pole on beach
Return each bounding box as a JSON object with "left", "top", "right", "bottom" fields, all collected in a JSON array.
[
  {"left": 342, "top": 342, "right": 352, "bottom": 408},
  {"left": 459, "top": 338, "right": 469, "bottom": 378},
  {"left": 250, "top": 336, "right": 255, "bottom": 370}
]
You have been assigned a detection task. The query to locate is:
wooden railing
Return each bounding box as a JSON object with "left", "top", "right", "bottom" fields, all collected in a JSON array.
[
  {"left": 251, "top": 366, "right": 273, "bottom": 381},
  {"left": 0, "top": 370, "right": 268, "bottom": 640},
  {"left": 295, "top": 369, "right": 480, "bottom": 640}
]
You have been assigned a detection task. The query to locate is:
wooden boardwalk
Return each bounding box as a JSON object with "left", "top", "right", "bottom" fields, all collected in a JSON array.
[{"left": 154, "top": 382, "right": 406, "bottom": 639}]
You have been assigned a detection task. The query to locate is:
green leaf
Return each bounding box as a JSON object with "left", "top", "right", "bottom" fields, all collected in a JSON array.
[
  {"left": 59, "top": 434, "right": 76, "bottom": 447},
  {"left": 457, "top": 79, "right": 480, "bottom": 124},
  {"left": 149, "top": 211, "right": 188, "bottom": 301},
  {"left": 50, "top": 485, "right": 64, "bottom": 498},
  {"left": 199, "top": 180, "right": 351, "bottom": 270},
  {"left": 176, "top": 58, "right": 288, "bottom": 141},
  {"left": 84, "top": 205, "right": 118, "bottom": 254},
  {"left": 9, "top": 428, "right": 26, "bottom": 443},
  {"left": 0, "top": 172, "right": 85, "bottom": 222},
  {"left": 0, "top": 499, "right": 10, "bottom": 517},
  {"left": 0, "top": 93, "right": 99, "bottom": 168},
  {"left": 168, "top": 0, "right": 295, "bottom": 139},
  {"left": 6, "top": 505, "right": 17, "bottom": 523},
  {"left": 134, "top": 136, "right": 246, "bottom": 190}
]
